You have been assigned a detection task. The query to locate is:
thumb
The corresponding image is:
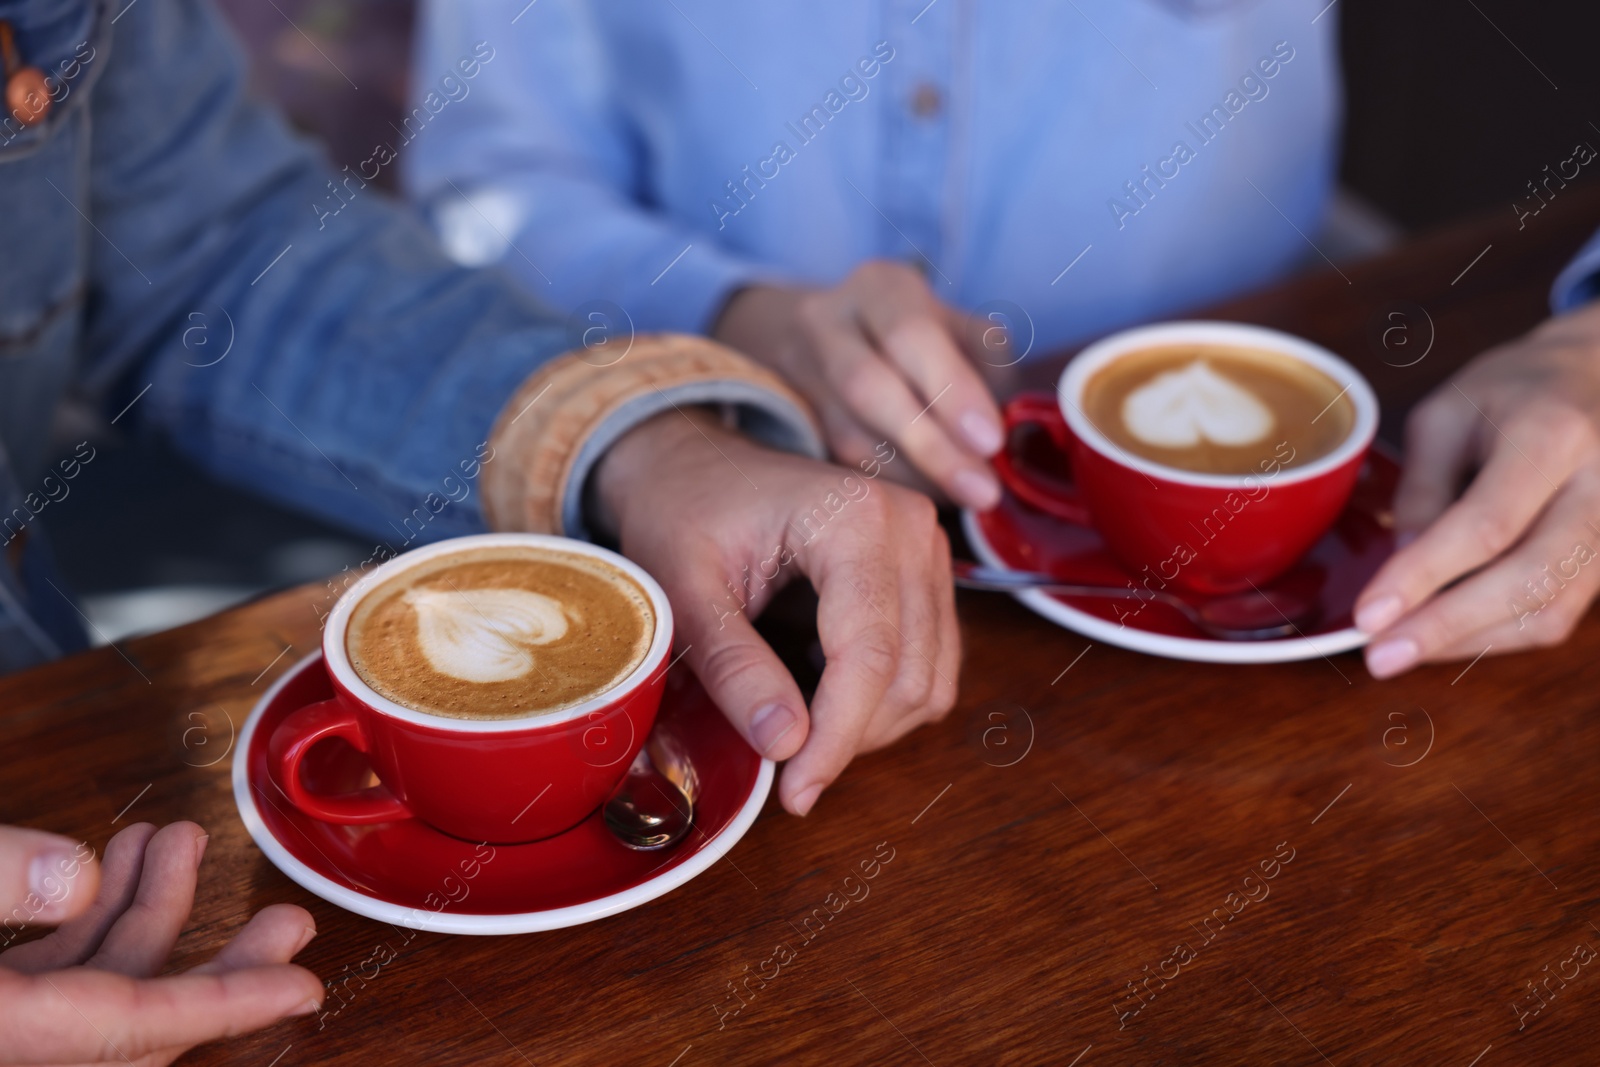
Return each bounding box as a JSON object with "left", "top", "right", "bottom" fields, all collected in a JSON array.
[
  {"left": 0, "top": 826, "right": 99, "bottom": 926},
  {"left": 675, "top": 581, "right": 811, "bottom": 765}
]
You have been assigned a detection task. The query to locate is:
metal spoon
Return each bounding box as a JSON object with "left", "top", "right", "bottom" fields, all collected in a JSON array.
[
  {"left": 952, "top": 560, "right": 1318, "bottom": 641},
  {"left": 603, "top": 733, "right": 696, "bottom": 851}
]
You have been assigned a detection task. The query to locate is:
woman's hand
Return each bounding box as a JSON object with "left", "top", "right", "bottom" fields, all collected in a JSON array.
[
  {"left": 0, "top": 821, "right": 322, "bottom": 1066},
  {"left": 714, "top": 260, "right": 1007, "bottom": 510},
  {"left": 597, "top": 409, "right": 960, "bottom": 815},
  {"left": 1355, "top": 301, "right": 1600, "bottom": 676}
]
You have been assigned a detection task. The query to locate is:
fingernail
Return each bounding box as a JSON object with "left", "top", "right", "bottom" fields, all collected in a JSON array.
[
  {"left": 294, "top": 924, "right": 317, "bottom": 955},
  {"left": 28, "top": 849, "right": 78, "bottom": 921},
  {"left": 1366, "top": 637, "right": 1419, "bottom": 678},
  {"left": 953, "top": 468, "right": 1001, "bottom": 510},
  {"left": 960, "top": 411, "right": 1003, "bottom": 455},
  {"left": 750, "top": 703, "right": 798, "bottom": 757},
  {"left": 294, "top": 998, "right": 323, "bottom": 1017},
  {"left": 1355, "top": 595, "right": 1403, "bottom": 633},
  {"left": 791, "top": 784, "right": 823, "bottom": 816},
  {"left": 195, "top": 834, "right": 210, "bottom": 863}
]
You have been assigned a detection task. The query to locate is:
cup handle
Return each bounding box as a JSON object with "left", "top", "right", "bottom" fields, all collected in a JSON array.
[
  {"left": 267, "top": 698, "right": 412, "bottom": 824},
  {"left": 991, "top": 393, "right": 1094, "bottom": 526}
]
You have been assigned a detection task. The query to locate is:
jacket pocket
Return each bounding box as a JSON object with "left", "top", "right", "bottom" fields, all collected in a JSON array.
[{"left": 0, "top": 0, "right": 104, "bottom": 351}]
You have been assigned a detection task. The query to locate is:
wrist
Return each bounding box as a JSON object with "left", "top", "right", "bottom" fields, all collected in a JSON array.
[
  {"left": 710, "top": 285, "right": 760, "bottom": 344},
  {"left": 592, "top": 407, "right": 728, "bottom": 539},
  {"left": 712, "top": 285, "right": 802, "bottom": 357}
]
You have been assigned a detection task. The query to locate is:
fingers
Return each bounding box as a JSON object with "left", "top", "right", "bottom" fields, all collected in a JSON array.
[
  {"left": 947, "top": 304, "right": 1010, "bottom": 367},
  {"left": 815, "top": 401, "right": 886, "bottom": 473},
  {"left": 800, "top": 263, "right": 1001, "bottom": 509},
  {"left": 0, "top": 892, "right": 317, "bottom": 1064},
  {"left": 606, "top": 414, "right": 960, "bottom": 818},
  {"left": 932, "top": 529, "right": 963, "bottom": 710},
  {"left": 1, "top": 962, "right": 322, "bottom": 1063},
  {"left": 789, "top": 551, "right": 898, "bottom": 816},
  {"left": 0, "top": 825, "right": 100, "bottom": 927},
  {"left": 1388, "top": 391, "right": 1480, "bottom": 534},
  {"left": 717, "top": 265, "right": 1004, "bottom": 509},
  {"left": 1364, "top": 465, "right": 1600, "bottom": 677},
  {"left": 668, "top": 554, "right": 813, "bottom": 770},
  {"left": 861, "top": 520, "right": 960, "bottom": 752},
  {"left": 853, "top": 266, "right": 1004, "bottom": 457},
  {"left": 1356, "top": 404, "right": 1595, "bottom": 635},
  {"left": 872, "top": 523, "right": 940, "bottom": 742},
  {"left": 809, "top": 315, "right": 999, "bottom": 509},
  {"left": 0, "top": 823, "right": 153, "bottom": 975},
  {"left": 84, "top": 822, "right": 205, "bottom": 978},
  {"left": 948, "top": 305, "right": 1028, "bottom": 400},
  {"left": 924, "top": 524, "right": 963, "bottom": 726},
  {"left": 788, "top": 488, "right": 957, "bottom": 814},
  {"left": 192, "top": 904, "right": 317, "bottom": 975}
]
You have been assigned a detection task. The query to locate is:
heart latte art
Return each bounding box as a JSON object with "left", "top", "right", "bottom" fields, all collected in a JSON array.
[
  {"left": 1082, "top": 343, "right": 1355, "bottom": 476},
  {"left": 1120, "top": 361, "right": 1274, "bottom": 449},
  {"left": 403, "top": 587, "right": 570, "bottom": 683},
  {"left": 346, "top": 546, "right": 654, "bottom": 720}
]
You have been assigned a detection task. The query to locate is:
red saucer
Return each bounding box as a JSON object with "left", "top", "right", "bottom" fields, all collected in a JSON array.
[
  {"left": 233, "top": 654, "right": 771, "bottom": 933},
  {"left": 962, "top": 443, "right": 1400, "bottom": 663}
]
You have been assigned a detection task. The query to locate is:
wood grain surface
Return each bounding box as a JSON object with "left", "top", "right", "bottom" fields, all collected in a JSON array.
[{"left": 5, "top": 187, "right": 1600, "bottom": 1066}]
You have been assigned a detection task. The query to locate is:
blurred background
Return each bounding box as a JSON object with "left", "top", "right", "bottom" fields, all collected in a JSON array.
[{"left": 43, "top": 0, "right": 1600, "bottom": 643}]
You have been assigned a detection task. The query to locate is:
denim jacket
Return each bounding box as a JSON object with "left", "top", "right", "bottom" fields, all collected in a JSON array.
[{"left": 0, "top": 0, "right": 816, "bottom": 673}]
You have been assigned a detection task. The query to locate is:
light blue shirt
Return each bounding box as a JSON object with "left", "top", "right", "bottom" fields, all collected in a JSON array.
[
  {"left": 406, "top": 0, "right": 1600, "bottom": 352},
  {"left": 405, "top": 0, "right": 1349, "bottom": 353}
]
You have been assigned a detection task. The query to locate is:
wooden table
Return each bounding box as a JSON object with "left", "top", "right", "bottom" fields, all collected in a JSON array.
[{"left": 7, "top": 187, "right": 1600, "bottom": 1066}]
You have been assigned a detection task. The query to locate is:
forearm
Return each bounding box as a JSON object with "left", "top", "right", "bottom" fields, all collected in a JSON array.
[
  {"left": 405, "top": 0, "right": 782, "bottom": 333},
  {"left": 413, "top": 168, "right": 778, "bottom": 335},
  {"left": 140, "top": 188, "right": 572, "bottom": 543},
  {"left": 82, "top": 0, "right": 573, "bottom": 544}
]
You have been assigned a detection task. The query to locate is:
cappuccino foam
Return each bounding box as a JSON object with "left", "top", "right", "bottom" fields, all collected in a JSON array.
[
  {"left": 1083, "top": 344, "right": 1353, "bottom": 475},
  {"left": 1120, "top": 361, "right": 1275, "bottom": 448},
  {"left": 345, "top": 546, "right": 654, "bottom": 720}
]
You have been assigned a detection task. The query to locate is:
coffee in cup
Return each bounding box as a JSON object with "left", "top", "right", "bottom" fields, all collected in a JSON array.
[
  {"left": 345, "top": 545, "right": 654, "bottom": 721},
  {"left": 268, "top": 533, "right": 675, "bottom": 843},
  {"left": 992, "top": 322, "right": 1378, "bottom": 595},
  {"left": 1080, "top": 344, "right": 1354, "bottom": 476}
]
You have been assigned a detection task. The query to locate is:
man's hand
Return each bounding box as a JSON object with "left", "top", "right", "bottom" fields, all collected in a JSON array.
[
  {"left": 595, "top": 409, "right": 960, "bottom": 815},
  {"left": 714, "top": 260, "right": 1007, "bottom": 511},
  {"left": 0, "top": 821, "right": 322, "bottom": 1066},
  {"left": 1355, "top": 301, "right": 1600, "bottom": 677}
]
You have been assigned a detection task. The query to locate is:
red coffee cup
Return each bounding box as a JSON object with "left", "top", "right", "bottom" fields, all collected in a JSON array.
[
  {"left": 267, "top": 533, "right": 674, "bottom": 844},
  {"left": 992, "top": 322, "right": 1378, "bottom": 595}
]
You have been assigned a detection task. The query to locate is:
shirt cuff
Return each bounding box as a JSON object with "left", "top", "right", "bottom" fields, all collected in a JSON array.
[
  {"left": 481, "top": 334, "right": 824, "bottom": 541},
  {"left": 1551, "top": 228, "right": 1600, "bottom": 312}
]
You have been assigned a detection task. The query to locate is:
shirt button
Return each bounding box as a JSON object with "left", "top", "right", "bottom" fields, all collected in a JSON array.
[
  {"left": 6, "top": 67, "right": 50, "bottom": 126},
  {"left": 909, "top": 82, "right": 943, "bottom": 119},
  {"left": 1, "top": 21, "right": 51, "bottom": 127}
]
